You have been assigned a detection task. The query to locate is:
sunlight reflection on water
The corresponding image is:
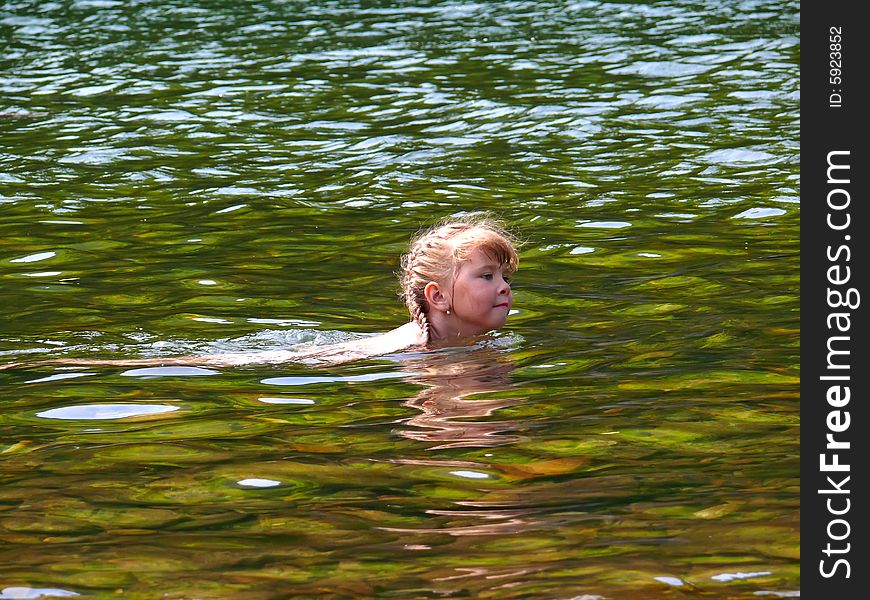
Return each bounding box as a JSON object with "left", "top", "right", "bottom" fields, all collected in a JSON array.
[
  {"left": 36, "top": 404, "right": 179, "bottom": 420},
  {"left": 119, "top": 366, "right": 220, "bottom": 377}
]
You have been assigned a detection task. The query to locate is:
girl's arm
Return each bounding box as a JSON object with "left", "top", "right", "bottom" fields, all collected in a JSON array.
[{"left": 0, "top": 322, "right": 425, "bottom": 371}]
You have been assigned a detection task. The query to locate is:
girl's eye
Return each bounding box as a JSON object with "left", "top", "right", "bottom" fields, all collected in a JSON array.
[{"left": 482, "top": 273, "right": 493, "bottom": 280}]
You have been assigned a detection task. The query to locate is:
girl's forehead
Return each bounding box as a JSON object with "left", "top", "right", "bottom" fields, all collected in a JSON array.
[
  {"left": 459, "top": 247, "right": 506, "bottom": 269},
  {"left": 448, "top": 229, "right": 518, "bottom": 275},
  {"left": 465, "top": 247, "right": 494, "bottom": 262}
]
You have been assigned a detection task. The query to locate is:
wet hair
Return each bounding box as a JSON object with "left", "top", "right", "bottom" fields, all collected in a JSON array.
[{"left": 399, "top": 215, "right": 519, "bottom": 344}]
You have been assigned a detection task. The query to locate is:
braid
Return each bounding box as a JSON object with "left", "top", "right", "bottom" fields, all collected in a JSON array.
[
  {"left": 400, "top": 240, "right": 434, "bottom": 344},
  {"left": 410, "top": 297, "right": 431, "bottom": 344}
]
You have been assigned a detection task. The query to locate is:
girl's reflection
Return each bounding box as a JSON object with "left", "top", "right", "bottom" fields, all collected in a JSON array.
[
  {"left": 395, "top": 344, "right": 525, "bottom": 450},
  {"left": 384, "top": 343, "right": 543, "bottom": 540}
]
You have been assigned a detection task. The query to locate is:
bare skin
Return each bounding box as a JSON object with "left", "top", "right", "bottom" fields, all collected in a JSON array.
[{"left": 0, "top": 322, "right": 426, "bottom": 371}]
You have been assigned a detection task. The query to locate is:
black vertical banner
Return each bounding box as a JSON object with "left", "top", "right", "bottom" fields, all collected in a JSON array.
[{"left": 802, "top": 3, "right": 868, "bottom": 597}]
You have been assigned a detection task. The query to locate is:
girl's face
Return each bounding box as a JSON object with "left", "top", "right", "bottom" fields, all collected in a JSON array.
[{"left": 448, "top": 247, "right": 513, "bottom": 335}]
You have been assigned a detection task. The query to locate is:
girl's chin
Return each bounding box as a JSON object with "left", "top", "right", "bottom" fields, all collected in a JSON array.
[{"left": 490, "top": 317, "right": 509, "bottom": 330}]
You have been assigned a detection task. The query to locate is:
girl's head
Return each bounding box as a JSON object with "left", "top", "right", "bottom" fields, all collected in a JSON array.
[{"left": 399, "top": 215, "right": 519, "bottom": 343}]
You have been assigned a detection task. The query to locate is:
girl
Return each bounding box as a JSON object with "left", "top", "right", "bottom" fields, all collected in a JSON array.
[{"left": 2, "top": 216, "right": 519, "bottom": 369}]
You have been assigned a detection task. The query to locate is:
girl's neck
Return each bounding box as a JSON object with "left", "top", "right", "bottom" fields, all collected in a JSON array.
[{"left": 426, "top": 311, "right": 470, "bottom": 343}]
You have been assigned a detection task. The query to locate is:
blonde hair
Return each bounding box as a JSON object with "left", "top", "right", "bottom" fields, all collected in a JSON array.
[{"left": 399, "top": 215, "right": 519, "bottom": 344}]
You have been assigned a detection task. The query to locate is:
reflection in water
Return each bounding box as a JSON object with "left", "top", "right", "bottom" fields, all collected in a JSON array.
[
  {"left": 0, "top": 587, "right": 79, "bottom": 599},
  {"left": 237, "top": 478, "right": 281, "bottom": 488},
  {"left": 395, "top": 345, "right": 524, "bottom": 450},
  {"left": 120, "top": 366, "right": 220, "bottom": 377},
  {"left": 385, "top": 344, "right": 541, "bottom": 540},
  {"left": 23, "top": 372, "right": 95, "bottom": 384},
  {"left": 36, "top": 403, "right": 179, "bottom": 420},
  {"left": 383, "top": 507, "right": 541, "bottom": 538}
]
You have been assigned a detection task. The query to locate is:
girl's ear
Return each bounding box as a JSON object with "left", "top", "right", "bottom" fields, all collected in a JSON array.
[{"left": 424, "top": 281, "right": 450, "bottom": 313}]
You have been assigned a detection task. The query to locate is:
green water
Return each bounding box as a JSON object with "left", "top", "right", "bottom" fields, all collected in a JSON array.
[{"left": 1, "top": 0, "right": 799, "bottom": 598}]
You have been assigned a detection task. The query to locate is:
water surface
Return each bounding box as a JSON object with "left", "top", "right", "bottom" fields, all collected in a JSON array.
[{"left": 1, "top": 0, "right": 799, "bottom": 597}]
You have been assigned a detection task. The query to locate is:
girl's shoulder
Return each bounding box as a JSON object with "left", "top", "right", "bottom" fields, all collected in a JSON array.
[
  {"left": 383, "top": 321, "right": 427, "bottom": 348},
  {"left": 289, "top": 322, "right": 425, "bottom": 366}
]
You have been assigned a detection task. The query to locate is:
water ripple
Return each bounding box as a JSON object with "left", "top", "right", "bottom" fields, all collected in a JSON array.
[
  {"left": 261, "top": 371, "right": 413, "bottom": 386},
  {"left": 0, "top": 587, "right": 79, "bottom": 599},
  {"left": 36, "top": 403, "right": 179, "bottom": 420},
  {"left": 0, "top": 0, "right": 800, "bottom": 596},
  {"left": 120, "top": 366, "right": 220, "bottom": 377}
]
